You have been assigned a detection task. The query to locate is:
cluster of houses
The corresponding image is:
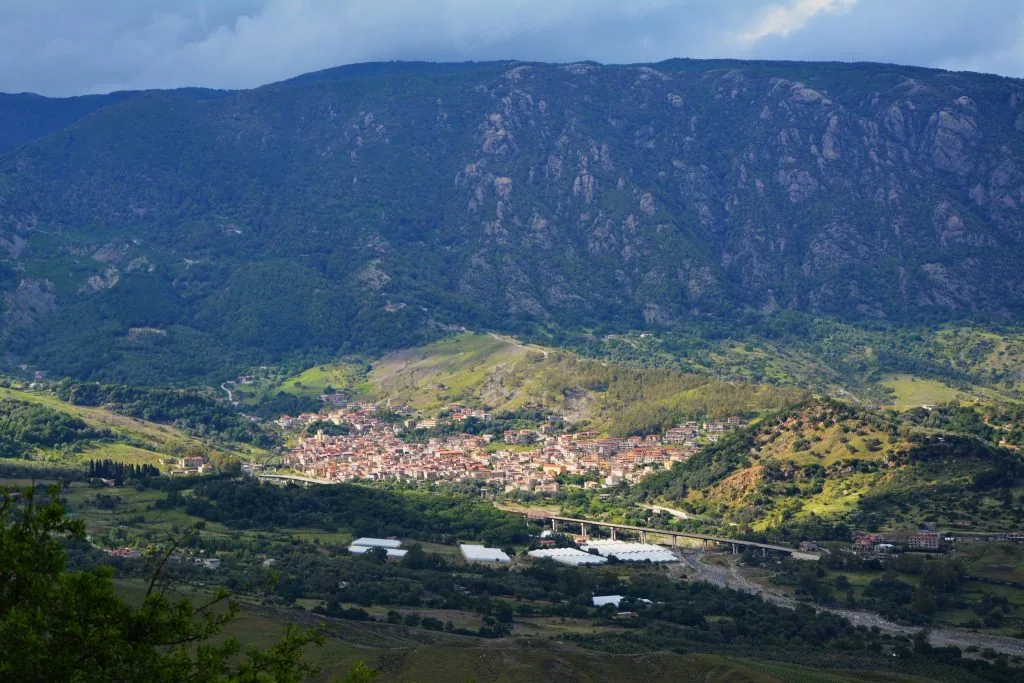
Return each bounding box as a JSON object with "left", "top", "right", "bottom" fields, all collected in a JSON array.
[
  {"left": 165, "top": 454, "right": 211, "bottom": 477},
  {"left": 279, "top": 404, "right": 729, "bottom": 492},
  {"left": 106, "top": 547, "right": 222, "bottom": 569},
  {"left": 854, "top": 531, "right": 942, "bottom": 552},
  {"left": 662, "top": 417, "right": 742, "bottom": 446},
  {"left": 854, "top": 527, "right": 1024, "bottom": 553}
]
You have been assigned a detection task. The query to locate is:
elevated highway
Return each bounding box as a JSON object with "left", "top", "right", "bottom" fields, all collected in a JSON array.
[{"left": 521, "top": 512, "right": 818, "bottom": 558}]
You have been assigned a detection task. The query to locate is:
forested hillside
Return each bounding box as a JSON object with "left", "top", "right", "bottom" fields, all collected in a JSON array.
[{"left": 3, "top": 59, "right": 1024, "bottom": 382}]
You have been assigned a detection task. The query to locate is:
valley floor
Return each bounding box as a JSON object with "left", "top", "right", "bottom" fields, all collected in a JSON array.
[{"left": 676, "top": 549, "right": 1024, "bottom": 658}]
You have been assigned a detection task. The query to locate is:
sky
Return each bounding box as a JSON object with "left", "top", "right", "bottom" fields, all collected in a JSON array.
[{"left": 2, "top": 0, "right": 1023, "bottom": 96}]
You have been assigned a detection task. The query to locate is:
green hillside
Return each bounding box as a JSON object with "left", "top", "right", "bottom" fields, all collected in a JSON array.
[
  {"left": 0, "top": 383, "right": 268, "bottom": 470},
  {"left": 259, "top": 332, "right": 808, "bottom": 433},
  {"left": 585, "top": 322, "right": 1024, "bottom": 407},
  {"left": 637, "top": 400, "right": 1024, "bottom": 533}
]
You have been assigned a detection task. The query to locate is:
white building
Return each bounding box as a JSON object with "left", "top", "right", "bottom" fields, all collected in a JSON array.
[
  {"left": 592, "top": 595, "right": 626, "bottom": 607},
  {"left": 579, "top": 540, "right": 678, "bottom": 563},
  {"left": 592, "top": 595, "right": 652, "bottom": 608},
  {"left": 348, "top": 545, "right": 407, "bottom": 558},
  {"left": 350, "top": 537, "right": 403, "bottom": 549},
  {"left": 527, "top": 548, "right": 607, "bottom": 566},
  {"left": 459, "top": 544, "right": 511, "bottom": 563}
]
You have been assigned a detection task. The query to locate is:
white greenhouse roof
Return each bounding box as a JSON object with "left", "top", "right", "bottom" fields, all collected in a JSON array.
[
  {"left": 350, "top": 537, "right": 403, "bottom": 549},
  {"left": 460, "top": 544, "right": 511, "bottom": 562},
  {"left": 593, "top": 595, "right": 653, "bottom": 607},
  {"left": 348, "top": 545, "right": 407, "bottom": 558},
  {"left": 579, "top": 540, "right": 678, "bottom": 563},
  {"left": 592, "top": 595, "right": 625, "bottom": 607},
  {"left": 527, "top": 548, "right": 608, "bottom": 566}
]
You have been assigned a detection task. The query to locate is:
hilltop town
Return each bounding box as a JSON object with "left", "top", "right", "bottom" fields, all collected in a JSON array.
[{"left": 278, "top": 400, "right": 744, "bottom": 492}]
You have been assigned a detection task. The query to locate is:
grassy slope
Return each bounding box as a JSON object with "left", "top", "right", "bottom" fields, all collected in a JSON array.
[
  {"left": 0, "top": 385, "right": 267, "bottom": 468},
  {"left": 263, "top": 333, "right": 808, "bottom": 433},
  {"left": 269, "top": 363, "right": 367, "bottom": 399},
  {"left": 879, "top": 375, "right": 964, "bottom": 409},
  {"left": 362, "top": 333, "right": 533, "bottom": 411}
]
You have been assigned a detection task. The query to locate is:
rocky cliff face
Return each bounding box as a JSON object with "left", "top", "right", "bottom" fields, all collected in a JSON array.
[{"left": 1, "top": 60, "right": 1024, "bottom": 374}]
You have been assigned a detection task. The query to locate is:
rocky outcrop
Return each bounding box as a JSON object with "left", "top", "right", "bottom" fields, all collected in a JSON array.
[{"left": 2, "top": 278, "right": 57, "bottom": 331}]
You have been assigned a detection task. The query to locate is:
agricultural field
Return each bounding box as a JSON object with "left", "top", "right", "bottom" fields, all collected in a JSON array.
[{"left": 879, "top": 375, "right": 966, "bottom": 410}]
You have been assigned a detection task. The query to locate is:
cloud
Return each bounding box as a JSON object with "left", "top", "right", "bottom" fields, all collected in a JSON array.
[
  {"left": 0, "top": 0, "right": 1021, "bottom": 97},
  {"left": 737, "top": 0, "right": 856, "bottom": 45}
]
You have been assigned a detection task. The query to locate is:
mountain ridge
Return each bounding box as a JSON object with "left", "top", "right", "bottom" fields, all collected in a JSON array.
[{"left": 3, "top": 58, "right": 1024, "bottom": 381}]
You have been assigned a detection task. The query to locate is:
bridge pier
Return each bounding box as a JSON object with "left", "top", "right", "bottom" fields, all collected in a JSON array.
[
  {"left": 640, "top": 531, "right": 648, "bottom": 543},
  {"left": 732, "top": 543, "right": 738, "bottom": 555},
  {"left": 610, "top": 527, "right": 617, "bottom": 541},
  {"left": 581, "top": 523, "right": 588, "bottom": 539},
  {"left": 552, "top": 520, "right": 558, "bottom": 534}
]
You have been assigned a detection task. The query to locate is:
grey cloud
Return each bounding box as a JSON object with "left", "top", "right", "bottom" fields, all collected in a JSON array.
[
  {"left": 0, "top": 0, "right": 1021, "bottom": 97},
  {"left": 743, "top": 0, "right": 1024, "bottom": 73}
]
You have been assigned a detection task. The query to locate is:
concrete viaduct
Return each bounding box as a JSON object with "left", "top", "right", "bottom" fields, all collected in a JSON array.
[
  {"left": 254, "top": 473, "right": 332, "bottom": 486},
  {"left": 523, "top": 512, "right": 818, "bottom": 559}
]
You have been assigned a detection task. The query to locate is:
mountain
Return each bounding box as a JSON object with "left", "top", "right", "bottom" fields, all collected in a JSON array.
[
  {"left": 0, "top": 87, "right": 230, "bottom": 156},
  {"left": 3, "top": 59, "right": 1024, "bottom": 382}
]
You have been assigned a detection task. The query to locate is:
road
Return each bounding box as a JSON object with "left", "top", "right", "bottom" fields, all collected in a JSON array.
[
  {"left": 673, "top": 548, "right": 1024, "bottom": 657},
  {"left": 641, "top": 503, "right": 692, "bottom": 520},
  {"left": 488, "top": 332, "right": 548, "bottom": 357},
  {"left": 255, "top": 473, "right": 333, "bottom": 485},
  {"left": 220, "top": 382, "right": 235, "bottom": 403}
]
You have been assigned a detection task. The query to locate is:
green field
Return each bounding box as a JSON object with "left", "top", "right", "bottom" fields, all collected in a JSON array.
[{"left": 879, "top": 375, "right": 966, "bottom": 409}]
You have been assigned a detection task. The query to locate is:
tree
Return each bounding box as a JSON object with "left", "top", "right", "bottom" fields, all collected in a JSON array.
[
  {"left": 365, "top": 546, "right": 388, "bottom": 564},
  {"left": 0, "top": 485, "right": 325, "bottom": 682},
  {"left": 912, "top": 587, "right": 937, "bottom": 616},
  {"left": 339, "top": 661, "right": 380, "bottom": 682}
]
